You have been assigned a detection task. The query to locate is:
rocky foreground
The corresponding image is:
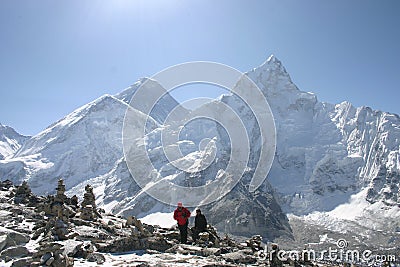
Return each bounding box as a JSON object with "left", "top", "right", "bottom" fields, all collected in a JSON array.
[
  {"left": 0, "top": 179, "right": 293, "bottom": 267},
  {"left": 3, "top": 179, "right": 398, "bottom": 267}
]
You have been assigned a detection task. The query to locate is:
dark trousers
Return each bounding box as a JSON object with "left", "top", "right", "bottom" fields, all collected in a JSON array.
[{"left": 178, "top": 223, "right": 188, "bottom": 244}]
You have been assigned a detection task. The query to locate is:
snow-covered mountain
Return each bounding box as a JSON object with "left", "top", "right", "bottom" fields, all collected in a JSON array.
[
  {"left": 116, "top": 78, "right": 189, "bottom": 123},
  {"left": 244, "top": 56, "right": 399, "bottom": 214},
  {"left": 1, "top": 55, "right": 399, "bottom": 244},
  {"left": 0, "top": 123, "right": 30, "bottom": 160},
  {"left": 0, "top": 94, "right": 158, "bottom": 193}
]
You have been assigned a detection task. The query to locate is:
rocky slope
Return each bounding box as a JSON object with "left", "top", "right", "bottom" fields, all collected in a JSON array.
[
  {"left": 0, "top": 180, "right": 286, "bottom": 267},
  {"left": 1, "top": 180, "right": 398, "bottom": 267}
]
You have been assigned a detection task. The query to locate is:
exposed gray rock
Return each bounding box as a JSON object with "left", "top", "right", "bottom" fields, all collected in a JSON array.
[
  {"left": 87, "top": 252, "right": 106, "bottom": 264},
  {"left": 53, "top": 218, "right": 69, "bottom": 241},
  {"left": 10, "top": 257, "right": 30, "bottom": 267},
  {"left": 13, "top": 181, "right": 32, "bottom": 204},
  {"left": 32, "top": 242, "right": 74, "bottom": 267},
  {"left": 201, "top": 247, "right": 221, "bottom": 257},
  {"left": 165, "top": 244, "right": 203, "bottom": 255},
  {"left": 62, "top": 239, "right": 84, "bottom": 257},
  {"left": 40, "top": 252, "right": 53, "bottom": 265},
  {"left": 146, "top": 236, "right": 173, "bottom": 252},
  {"left": 222, "top": 250, "right": 257, "bottom": 264},
  {"left": 0, "top": 226, "right": 29, "bottom": 251},
  {"left": 0, "top": 234, "right": 7, "bottom": 251},
  {"left": 204, "top": 181, "right": 292, "bottom": 240},
  {"left": 0, "top": 180, "right": 348, "bottom": 267},
  {"left": 45, "top": 256, "right": 55, "bottom": 266},
  {"left": 0, "top": 246, "right": 30, "bottom": 261}
]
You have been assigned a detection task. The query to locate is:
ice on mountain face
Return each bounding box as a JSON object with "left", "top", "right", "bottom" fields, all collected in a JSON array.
[
  {"left": 115, "top": 78, "right": 190, "bottom": 124},
  {"left": 330, "top": 103, "right": 400, "bottom": 205},
  {"left": 61, "top": 87, "right": 290, "bottom": 239},
  {"left": 220, "top": 61, "right": 351, "bottom": 214},
  {"left": 217, "top": 55, "right": 400, "bottom": 219}
]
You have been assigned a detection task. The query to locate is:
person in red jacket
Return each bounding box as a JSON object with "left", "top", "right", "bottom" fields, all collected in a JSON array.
[{"left": 173, "top": 202, "right": 191, "bottom": 244}]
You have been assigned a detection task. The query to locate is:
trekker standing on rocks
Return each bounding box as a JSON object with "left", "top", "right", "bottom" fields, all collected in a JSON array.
[
  {"left": 173, "top": 202, "right": 191, "bottom": 244},
  {"left": 192, "top": 209, "right": 208, "bottom": 242}
]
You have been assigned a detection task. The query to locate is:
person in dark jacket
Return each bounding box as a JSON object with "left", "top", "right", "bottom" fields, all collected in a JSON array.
[
  {"left": 192, "top": 209, "right": 208, "bottom": 242},
  {"left": 173, "top": 202, "right": 191, "bottom": 244}
]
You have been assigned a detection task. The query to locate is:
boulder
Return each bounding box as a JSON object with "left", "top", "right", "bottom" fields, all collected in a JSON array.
[
  {"left": 45, "top": 256, "right": 55, "bottom": 266},
  {"left": 222, "top": 251, "right": 257, "bottom": 264},
  {"left": 246, "top": 235, "right": 263, "bottom": 251},
  {"left": 73, "top": 242, "right": 96, "bottom": 258},
  {"left": 53, "top": 218, "right": 69, "bottom": 240},
  {"left": 146, "top": 236, "right": 173, "bottom": 252},
  {"left": 0, "top": 246, "right": 30, "bottom": 261},
  {"left": 87, "top": 252, "right": 106, "bottom": 264},
  {"left": 11, "top": 257, "right": 30, "bottom": 267},
  {"left": 62, "top": 239, "right": 84, "bottom": 257},
  {"left": 201, "top": 247, "right": 221, "bottom": 257},
  {"left": 0, "top": 226, "right": 30, "bottom": 251},
  {"left": 165, "top": 244, "right": 203, "bottom": 255},
  {"left": 40, "top": 252, "right": 53, "bottom": 265}
]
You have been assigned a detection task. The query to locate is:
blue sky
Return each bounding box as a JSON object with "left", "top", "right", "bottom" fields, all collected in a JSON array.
[{"left": 1, "top": 0, "right": 399, "bottom": 135}]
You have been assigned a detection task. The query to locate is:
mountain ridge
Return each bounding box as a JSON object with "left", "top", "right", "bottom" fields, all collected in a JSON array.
[{"left": 0, "top": 56, "right": 399, "bottom": 244}]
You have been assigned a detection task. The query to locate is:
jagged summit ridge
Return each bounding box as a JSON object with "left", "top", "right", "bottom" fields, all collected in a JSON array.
[
  {"left": 246, "top": 54, "right": 297, "bottom": 95},
  {"left": 264, "top": 54, "right": 287, "bottom": 73}
]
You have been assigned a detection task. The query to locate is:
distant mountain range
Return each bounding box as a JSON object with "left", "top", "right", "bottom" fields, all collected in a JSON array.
[{"left": 1, "top": 55, "right": 399, "bottom": 245}]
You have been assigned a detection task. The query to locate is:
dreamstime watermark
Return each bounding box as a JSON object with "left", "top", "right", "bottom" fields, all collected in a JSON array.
[
  {"left": 122, "top": 61, "right": 276, "bottom": 206},
  {"left": 257, "top": 239, "right": 397, "bottom": 266}
]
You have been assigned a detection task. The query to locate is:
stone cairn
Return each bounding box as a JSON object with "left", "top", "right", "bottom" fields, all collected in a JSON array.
[
  {"left": 4, "top": 180, "right": 286, "bottom": 267},
  {"left": 195, "top": 225, "right": 220, "bottom": 247},
  {"left": 48, "top": 179, "right": 75, "bottom": 221},
  {"left": 13, "top": 181, "right": 34, "bottom": 204},
  {"left": 51, "top": 179, "right": 68, "bottom": 219},
  {"left": 33, "top": 179, "right": 77, "bottom": 242},
  {"left": 70, "top": 194, "right": 78, "bottom": 207},
  {"left": 54, "top": 179, "right": 68, "bottom": 204},
  {"left": 52, "top": 209, "right": 69, "bottom": 241},
  {"left": 80, "top": 184, "right": 100, "bottom": 220},
  {"left": 246, "top": 235, "right": 263, "bottom": 252},
  {"left": 31, "top": 242, "right": 74, "bottom": 267}
]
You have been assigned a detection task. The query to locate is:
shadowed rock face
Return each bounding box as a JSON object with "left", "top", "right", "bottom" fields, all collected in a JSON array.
[
  {"left": 203, "top": 181, "right": 292, "bottom": 241},
  {"left": 81, "top": 153, "right": 292, "bottom": 241}
]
